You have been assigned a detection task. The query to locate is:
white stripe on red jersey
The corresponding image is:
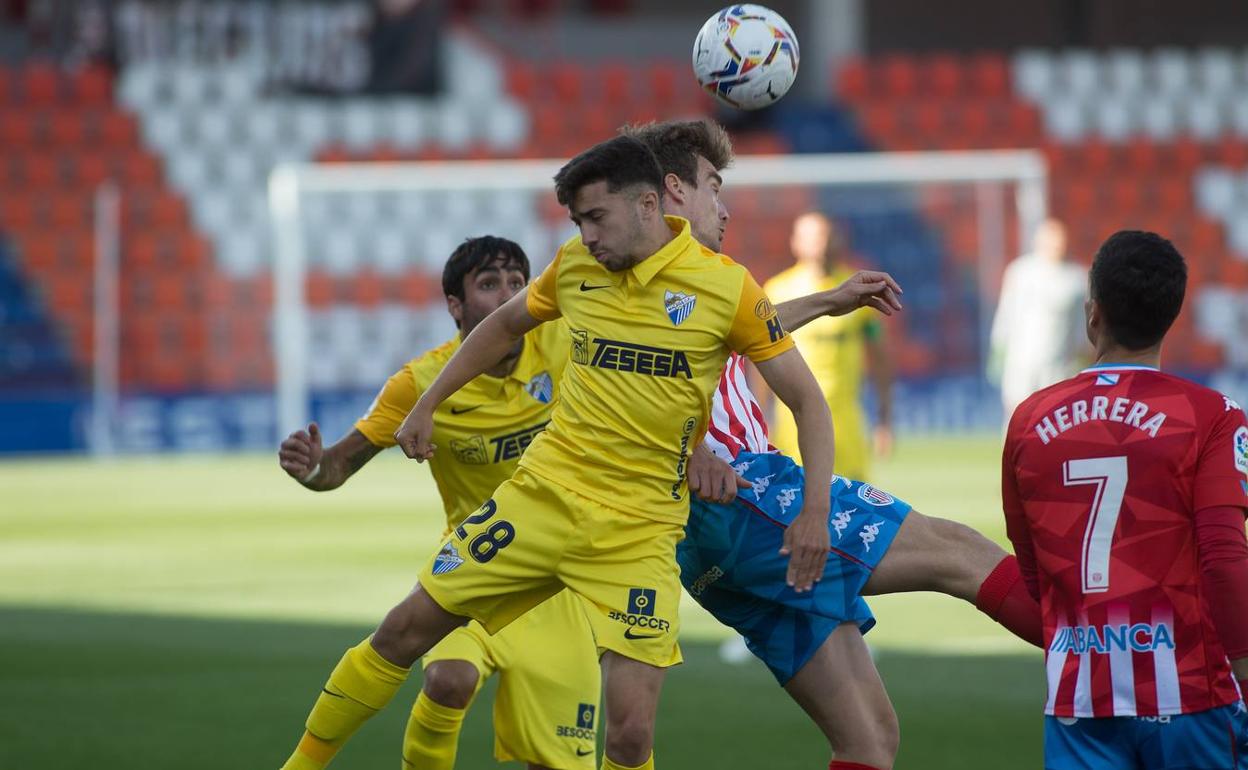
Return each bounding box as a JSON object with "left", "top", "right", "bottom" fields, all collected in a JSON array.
[{"left": 705, "top": 353, "right": 775, "bottom": 462}]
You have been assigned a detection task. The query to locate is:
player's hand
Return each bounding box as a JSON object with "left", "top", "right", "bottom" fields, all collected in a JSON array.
[
  {"left": 687, "top": 443, "right": 749, "bottom": 504},
  {"left": 394, "top": 402, "right": 437, "bottom": 462},
  {"left": 278, "top": 422, "right": 324, "bottom": 481},
  {"left": 825, "top": 270, "right": 903, "bottom": 317},
  {"left": 780, "top": 504, "right": 830, "bottom": 593}
]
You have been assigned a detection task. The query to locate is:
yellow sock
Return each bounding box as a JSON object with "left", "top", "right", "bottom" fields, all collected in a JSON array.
[
  {"left": 602, "top": 752, "right": 654, "bottom": 770},
  {"left": 280, "top": 637, "right": 410, "bottom": 770},
  {"left": 401, "top": 690, "right": 469, "bottom": 769}
]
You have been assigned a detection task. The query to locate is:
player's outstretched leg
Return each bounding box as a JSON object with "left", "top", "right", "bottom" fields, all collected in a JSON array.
[
  {"left": 599, "top": 652, "right": 666, "bottom": 770},
  {"left": 280, "top": 585, "right": 468, "bottom": 770},
  {"left": 860, "top": 510, "right": 1043, "bottom": 647},
  {"left": 402, "top": 660, "right": 480, "bottom": 770},
  {"left": 783, "top": 622, "right": 898, "bottom": 770}
]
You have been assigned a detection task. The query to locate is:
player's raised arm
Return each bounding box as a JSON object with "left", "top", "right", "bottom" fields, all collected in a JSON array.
[
  {"left": 773, "top": 269, "right": 903, "bottom": 333},
  {"left": 753, "top": 348, "right": 834, "bottom": 592},
  {"left": 394, "top": 288, "right": 544, "bottom": 460}
]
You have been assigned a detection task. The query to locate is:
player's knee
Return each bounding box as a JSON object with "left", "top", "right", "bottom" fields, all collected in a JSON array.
[
  {"left": 837, "top": 705, "right": 898, "bottom": 767},
  {"left": 421, "top": 661, "right": 479, "bottom": 709},
  {"left": 604, "top": 713, "right": 655, "bottom": 765}
]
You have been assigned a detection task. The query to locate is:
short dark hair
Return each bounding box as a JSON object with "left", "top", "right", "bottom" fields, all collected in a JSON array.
[
  {"left": 620, "top": 119, "right": 735, "bottom": 185},
  {"left": 553, "top": 135, "right": 663, "bottom": 206},
  {"left": 441, "top": 235, "right": 530, "bottom": 302},
  {"left": 1089, "top": 230, "right": 1186, "bottom": 350}
]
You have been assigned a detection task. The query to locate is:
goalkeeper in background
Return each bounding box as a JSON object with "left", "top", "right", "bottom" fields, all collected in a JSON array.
[
  {"left": 762, "top": 212, "right": 893, "bottom": 480},
  {"left": 277, "top": 236, "right": 599, "bottom": 770}
]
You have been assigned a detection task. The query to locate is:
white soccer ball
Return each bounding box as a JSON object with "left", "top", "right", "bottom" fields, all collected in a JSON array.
[{"left": 692, "top": 4, "right": 800, "bottom": 110}]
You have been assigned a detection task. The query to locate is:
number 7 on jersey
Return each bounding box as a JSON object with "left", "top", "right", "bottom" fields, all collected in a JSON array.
[{"left": 1062, "top": 456, "right": 1129, "bottom": 594}]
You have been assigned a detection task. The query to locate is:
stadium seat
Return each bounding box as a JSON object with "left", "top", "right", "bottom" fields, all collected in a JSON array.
[{"left": 21, "top": 62, "right": 61, "bottom": 105}]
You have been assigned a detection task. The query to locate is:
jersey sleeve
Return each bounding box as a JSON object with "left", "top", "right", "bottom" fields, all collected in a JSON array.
[
  {"left": 354, "top": 367, "right": 421, "bottom": 448},
  {"left": 525, "top": 248, "right": 565, "bottom": 322},
  {"left": 1002, "top": 405, "right": 1041, "bottom": 600},
  {"left": 726, "top": 271, "right": 795, "bottom": 363},
  {"left": 1193, "top": 403, "right": 1248, "bottom": 512}
]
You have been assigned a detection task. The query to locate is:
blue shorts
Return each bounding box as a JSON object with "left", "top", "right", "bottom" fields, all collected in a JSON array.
[
  {"left": 1044, "top": 703, "right": 1248, "bottom": 770},
  {"left": 678, "top": 452, "right": 911, "bottom": 684}
]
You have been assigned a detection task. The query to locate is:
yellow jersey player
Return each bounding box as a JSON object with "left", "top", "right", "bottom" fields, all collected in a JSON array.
[
  {"left": 276, "top": 236, "right": 599, "bottom": 770},
  {"left": 763, "top": 212, "right": 894, "bottom": 479},
  {"left": 275, "top": 135, "right": 836, "bottom": 770}
]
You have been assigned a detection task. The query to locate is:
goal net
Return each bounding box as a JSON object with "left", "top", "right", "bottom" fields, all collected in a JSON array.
[{"left": 269, "top": 151, "right": 1047, "bottom": 442}]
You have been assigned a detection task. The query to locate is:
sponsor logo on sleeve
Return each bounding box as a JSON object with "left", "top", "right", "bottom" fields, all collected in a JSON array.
[
  {"left": 1234, "top": 426, "right": 1248, "bottom": 473},
  {"left": 664, "top": 290, "right": 697, "bottom": 326},
  {"left": 754, "top": 298, "right": 775, "bottom": 319},
  {"left": 431, "top": 543, "right": 464, "bottom": 575},
  {"left": 1225, "top": 395, "right": 1243, "bottom": 412}
]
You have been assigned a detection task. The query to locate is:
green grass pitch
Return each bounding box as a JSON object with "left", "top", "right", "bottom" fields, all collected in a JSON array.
[{"left": 0, "top": 436, "right": 1043, "bottom": 768}]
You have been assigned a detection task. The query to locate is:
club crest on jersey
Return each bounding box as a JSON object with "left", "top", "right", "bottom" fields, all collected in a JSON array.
[
  {"left": 857, "top": 483, "right": 895, "bottom": 506},
  {"left": 432, "top": 543, "right": 464, "bottom": 575},
  {"left": 526, "top": 371, "right": 553, "bottom": 404},
  {"left": 1096, "top": 373, "right": 1120, "bottom": 386},
  {"left": 1234, "top": 426, "right": 1248, "bottom": 473},
  {"left": 664, "top": 290, "right": 696, "bottom": 326}
]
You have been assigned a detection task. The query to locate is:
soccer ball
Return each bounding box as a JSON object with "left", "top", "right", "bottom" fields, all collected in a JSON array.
[{"left": 692, "top": 4, "right": 800, "bottom": 110}]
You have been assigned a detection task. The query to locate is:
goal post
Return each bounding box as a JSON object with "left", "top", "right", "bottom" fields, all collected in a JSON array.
[{"left": 269, "top": 150, "right": 1048, "bottom": 441}]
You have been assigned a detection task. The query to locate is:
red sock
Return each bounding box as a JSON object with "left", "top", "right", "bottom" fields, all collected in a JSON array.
[
  {"left": 829, "top": 762, "right": 884, "bottom": 770},
  {"left": 975, "top": 555, "right": 1044, "bottom": 648}
]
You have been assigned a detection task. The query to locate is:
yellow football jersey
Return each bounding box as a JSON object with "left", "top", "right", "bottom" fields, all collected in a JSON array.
[
  {"left": 355, "top": 320, "right": 568, "bottom": 530},
  {"left": 522, "top": 215, "right": 793, "bottom": 524},
  {"left": 763, "top": 264, "right": 880, "bottom": 410}
]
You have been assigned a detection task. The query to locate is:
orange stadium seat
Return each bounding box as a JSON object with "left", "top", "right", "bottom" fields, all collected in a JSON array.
[
  {"left": 0, "top": 197, "right": 38, "bottom": 230},
  {"left": 968, "top": 53, "right": 1009, "bottom": 99},
  {"left": 20, "top": 62, "right": 60, "bottom": 105},
  {"left": 70, "top": 66, "right": 113, "bottom": 106},
  {"left": 46, "top": 110, "right": 88, "bottom": 147},
  {"left": 1, "top": 112, "right": 37, "bottom": 146},
  {"left": 99, "top": 112, "right": 139, "bottom": 148},
  {"left": 925, "top": 54, "right": 963, "bottom": 98},
  {"left": 877, "top": 55, "right": 920, "bottom": 99},
  {"left": 836, "top": 58, "right": 869, "bottom": 102},
  {"left": 549, "top": 62, "right": 584, "bottom": 104}
]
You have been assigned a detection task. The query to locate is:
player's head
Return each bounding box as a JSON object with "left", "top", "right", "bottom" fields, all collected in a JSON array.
[
  {"left": 619, "top": 119, "right": 734, "bottom": 250},
  {"left": 554, "top": 135, "right": 665, "bottom": 272},
  {"left": 790, "top": 211, "right": 845, "bottom": 273},
  {"left": 441, "top": 235, "right": 530, "bottom": 334},
  {"left": 1033, "top": 218, "right": 1068, "bottom": 262},
  {"left": 1087, "top": 230, "right": 1186, "bottom": 352}
]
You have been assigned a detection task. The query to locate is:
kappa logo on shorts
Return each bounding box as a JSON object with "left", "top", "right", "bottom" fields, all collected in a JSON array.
[
  {"left": 856, "top": 484, "right": 895, "bottom": 506},
  {"left": 858, "top": 522, "right": 882, "bottom": 551},
  {"left": 751, "top": 473, "right": 775, "bottom": 500},
  {"left": 776, "top": 486, "right": 798, "bottom": 514},
  {"left": 830, "top": 509, "right": 854, "bottom": 540},
  {"left": 555, "top": 702, "right": 597, "bottom": 742},
  {"left": 431, "top": 543, "right": 464, "bottom": 575}
]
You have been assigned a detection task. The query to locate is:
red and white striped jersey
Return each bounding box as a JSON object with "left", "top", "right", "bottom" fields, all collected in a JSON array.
[
  {"left": 1003, "top": 364, "right": 1248, "bottom": 718},
  {"left": 705, "top": 352, "right": 775, "bottom": 462}
]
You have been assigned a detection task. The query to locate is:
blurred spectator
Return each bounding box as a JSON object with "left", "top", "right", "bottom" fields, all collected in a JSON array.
[
  {"left": 762, "top": 211, "right": 894, "bottom": 481},
  {"left": 367, "top": 0, "right": 443, "bottom": 94},
  {"left": 988, "top": 218, "right": 1088, "bottom": 422}
]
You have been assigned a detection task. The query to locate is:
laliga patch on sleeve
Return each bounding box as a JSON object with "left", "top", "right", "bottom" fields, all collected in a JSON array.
[{"left": 1234, "top": 426, "right": 1248, "bottom": 474}]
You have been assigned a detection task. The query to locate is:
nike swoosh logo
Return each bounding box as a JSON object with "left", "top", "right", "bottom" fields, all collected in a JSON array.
[
  {"left": 579, "top": 281, "right": 611, "bottom": 291},
  {"left": 450, "top": 405, "right": 481, "bottom": 414},
  {"left": 576, "top": 748, "right": 594, "bottom": 757},
  {"left": 321, "top": 687, "right": 345, "bottom": 699},
  {"left": 624, "top": 628, "right": 661, "bottom": 640}
]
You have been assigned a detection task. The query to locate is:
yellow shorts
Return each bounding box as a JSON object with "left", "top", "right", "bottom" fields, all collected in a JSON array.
[
  {"left": 419, "top": 466, "right": 683, "bottom": 669},
  {"left": 423, "top": 589, "right": 600, "bottom": 769},
  {"left": 772, "top": 401, "right": 870, "bottom": 481}
]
